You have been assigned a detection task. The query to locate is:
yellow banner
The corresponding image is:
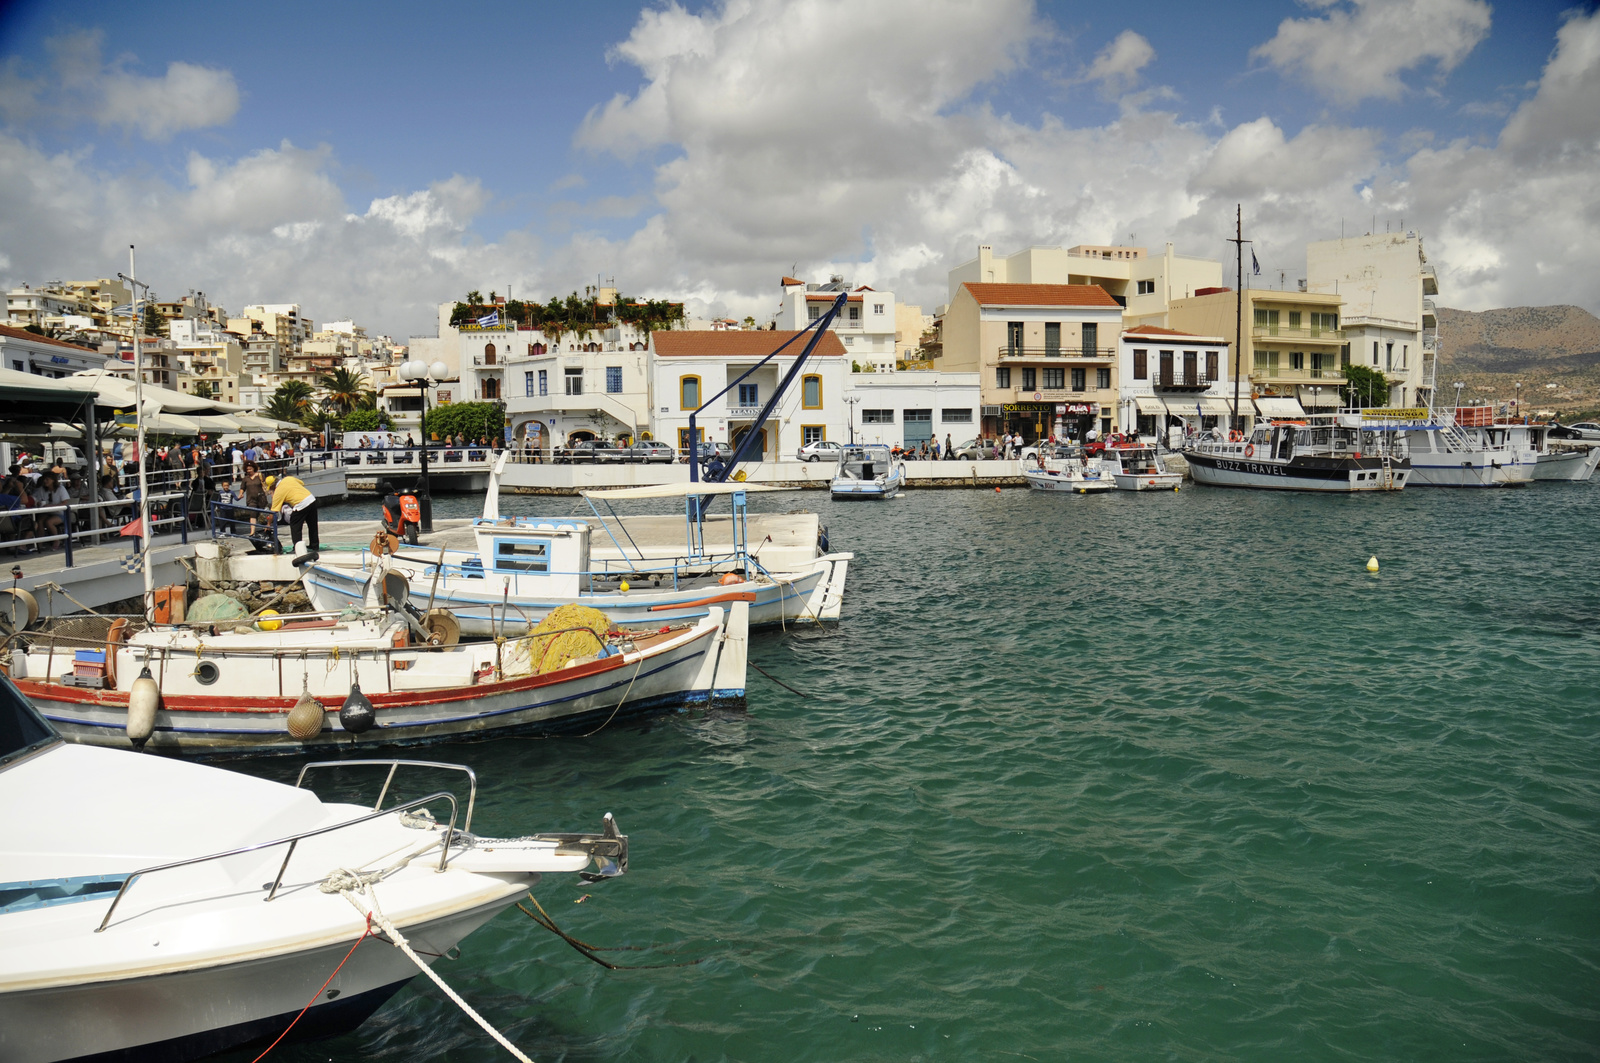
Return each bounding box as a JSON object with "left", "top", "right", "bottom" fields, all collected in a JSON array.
[{"left": 1363, "top": 407, "right": 1429, "bottom": 420}]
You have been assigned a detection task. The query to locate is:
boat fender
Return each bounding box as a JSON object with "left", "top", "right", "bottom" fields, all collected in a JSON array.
[
  {"left": 1244, "top": 444, "right": 1255, "bottom": 457},
  {"left": 718, "top": 572, "right": 742, "bottom": 586},
  {"left": 127, "top": 666, "right": 160, "bottom": 749},
  {"left": 340, "top": 680, "right": 376, "bottom": 735},
  {"left": 287, "top": 675, "right": 325, "bottom": 740},
  {"left": 619, "top": 581, "right": 630, "bottom": 592}
]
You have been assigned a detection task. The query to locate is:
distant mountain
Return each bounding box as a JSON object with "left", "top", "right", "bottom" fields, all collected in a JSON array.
[{"left": 1439, "top": 305, "right": 1600, "bottom": 373}]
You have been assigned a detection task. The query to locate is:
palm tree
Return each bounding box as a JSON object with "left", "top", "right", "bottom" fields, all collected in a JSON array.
[
  {"left": 318, "top": 367, "right": 373, "bottom": 415},
  {"left": 263, "top": 380, "right": 313, "bottom": 424},
  {"left": 466, "top": 289, "right": 482, "bottom": 308}
]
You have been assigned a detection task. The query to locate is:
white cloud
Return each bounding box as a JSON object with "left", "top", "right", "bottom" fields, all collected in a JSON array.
[
  {"left": 0, "top": 30, "right": 238, "bottom": 140},
  {"left": 1084, "top": 30, "right": 1155, "bottom": 92},
  {"left": 1252, "top": 0, "right": 1492, "bottom": 105}
]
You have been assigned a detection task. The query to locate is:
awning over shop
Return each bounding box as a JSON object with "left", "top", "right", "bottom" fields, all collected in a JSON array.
[
  {"left": 1299, "top": 385, "right": 1340, "bottom": 408},
  {"left": 1165, "top": 396, "right": 1236, "bottom": 417},
  {"left": 1134, "top": 395, "right": 1168, "bottom": 414},
  {"left": 1254, "top": 397, "right": 1306, "bottom": 418}
]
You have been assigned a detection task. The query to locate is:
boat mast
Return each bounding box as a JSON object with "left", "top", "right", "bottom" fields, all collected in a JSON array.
[
  {"left": 1226, "top": 205, "right": 1249, "bottom": 433},
  {"left": 129, "top": 245, "right": 153, "bottom": 622}
]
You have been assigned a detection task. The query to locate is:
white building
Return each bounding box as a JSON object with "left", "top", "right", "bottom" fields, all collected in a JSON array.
[
  {"left": 1306, "top": 231, "right": 1437, "bottom": 408},
  {"left": 842, "top": 371, "right": 982, "bottom": 449},
  {"left": 947, "top": 243, "right": 1224, "bottom": 326},
  {"left": 650, "top": 329, "right": 849, "bottom": 458},
  {"left": 775, "top": 276, "right": 898, "bottom": 372},
  {"left": 0, "top": 324, "right": 111, "bottom": 378},
  {"left": 1117, "top": 325, "right": 1242, "bottom": 438},
  {"left": 490, "top": 323, "right": 655, "bottom": 451}
]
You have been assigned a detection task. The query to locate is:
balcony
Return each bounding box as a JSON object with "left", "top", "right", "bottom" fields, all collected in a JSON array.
[
  {"left": 471, "top": 354, "right": 503, "bottom": 369},
  {"left": 1249, "top": 326, "right": 1345, "bottom": 343},
  {"left": 1250, "top": 366, "right": 1346, "bottom": 385},
  {"left": 995, "top": 345, "right": 1117, "bottom": 363},
  {"left": 1152, "top": 371, "right": 1218, "bottom": 392},
  {"left": 1422, "top": 299, "right": 1437, "bottom": 327},
  {"left": 1421, "top": 262, "right": 1438, "bottom": 296}
]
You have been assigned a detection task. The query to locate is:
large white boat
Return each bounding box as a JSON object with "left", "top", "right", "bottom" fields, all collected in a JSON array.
[
  {"left": 10, "top": 594, "right": 748, "bottom": 756},
  {"left": 0, "top": 679, "right": 628, "bottom": 1062},
  {"left": 306, "top": 476, "right": 850, "bottom": 635},
  {"left": 1021, "top": 444, "right": 1114, "bottom": 493},
  {"left": 1395, "top": 406, "right": 1535, "bottom": 487},
  {"left": 1096, "top": 442, "right": 1182, "bottom": 492},
  {"left": 830, "top": 444, "right": 906, "bottom": 499},
  {"left": 1187, "top": 419, "right": 1410, "bottom": 492}
]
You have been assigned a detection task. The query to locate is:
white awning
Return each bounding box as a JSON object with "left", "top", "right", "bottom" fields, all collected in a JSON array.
[
  {"left": 1167, "top": 396, "right": 1237, "bottom": 416},
  {"left": 1299, "top": 385, "right": 1340, "bottom": 408},
  {"left": 1254, "top": 397, "right": 1306, "bottom": 418},
  {"left": 1134, "top": 395, "right": 1167, "bottom": 414},
  {"left": 582, "top": 482, "right": 790, "bottom": 500}
]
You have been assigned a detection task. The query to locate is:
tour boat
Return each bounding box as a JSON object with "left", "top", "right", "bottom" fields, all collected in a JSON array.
[
  {"left": 1187, "top": 419, "right": 1410, "bottom": 492},
  {"left": 10, "top": 594, "right": 749, "bottom": 756},
  {"left": 830, "top": 444, "right": 906, "bottom": 499},
  {"left": 1393, "top": 406, "right": 1535, "bottom": 487},
  {"left": 1095, "top": 442, "right": 1183, "bottom": 492},
  {"left": 1021, "top": 444, "right": 1114, "bottom": 493},
  {"left": 0, "top": 680, "right": 629, "bottom": 1062}
]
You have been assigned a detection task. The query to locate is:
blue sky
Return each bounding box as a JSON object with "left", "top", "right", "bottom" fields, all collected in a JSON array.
[{"left": 1, "top": 0, "right": 1596, "bottom": 335}]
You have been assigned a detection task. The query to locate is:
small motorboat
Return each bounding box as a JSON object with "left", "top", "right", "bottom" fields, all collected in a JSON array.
[
  {"left": 1096, "top": 442, "right": 1182, "bottom": 492},
  {"left": 1021, "top": 444, "right": 1114, "bottom": 493},
  {"left": 0, "top": 678, "right": 628, "bottom": 1062},
  {"left": 830, "top": 444, "right": 906, "bottom": 499}
]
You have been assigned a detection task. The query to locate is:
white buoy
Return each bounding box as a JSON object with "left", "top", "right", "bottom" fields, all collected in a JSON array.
[
  {"left": 1367, "top": 556, "right": 1380, "bottom": 572},
  {"left": 127, "top": 666, "right": 160, "bottom": 748}
]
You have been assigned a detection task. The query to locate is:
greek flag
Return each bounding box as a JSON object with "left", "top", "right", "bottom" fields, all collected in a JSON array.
[
  {"left": 1251, "top": 250, "right": 1260, "bottom": 275},
  {"left": 111, "top": 304, "right": 134, "bottom": 317},
  {"left": 476, "top": 310, "right": 500, "bottom": 327}
]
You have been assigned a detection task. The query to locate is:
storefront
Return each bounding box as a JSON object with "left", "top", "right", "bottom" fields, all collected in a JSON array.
[{"left": 1001, "top": 402, "right": 1051, "bottom": 442}]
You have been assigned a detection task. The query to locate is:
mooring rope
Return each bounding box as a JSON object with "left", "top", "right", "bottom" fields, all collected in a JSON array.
[
  {"left": 516, "top": 892, "right": 707, "bottom": 971},
  {"left": 748, "top": 659, "right": 809, "bottom": 699}
]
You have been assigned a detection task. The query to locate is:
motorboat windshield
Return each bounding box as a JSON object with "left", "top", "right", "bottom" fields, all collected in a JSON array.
[
  {"left": 838, "top": 444, "right": 895, "bottom": 480},
  {"left": 0, "top": 675, "right": 59, "bottom": 769}
]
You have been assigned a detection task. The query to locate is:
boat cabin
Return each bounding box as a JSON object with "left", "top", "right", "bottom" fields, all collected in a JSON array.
[
  {"left": 469, "top": 518, "right": 590, "bottom": 597},
  {"left": 838, "top": 444, "right": 894, "bottom": 482}
]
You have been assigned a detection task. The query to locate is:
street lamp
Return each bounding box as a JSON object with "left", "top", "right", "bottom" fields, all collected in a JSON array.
[
  {"left": 843, "top": 394, "right": 861, "bottom": 444},
  {"left": 1514, "top": 381, "right": 1522, "bottom": 422},
  {"left": 1452, "top": 381, "right": 1464, "bottom": 411},
  {"left": 398, "top": 358, "right": 449, "bottom": 533}
]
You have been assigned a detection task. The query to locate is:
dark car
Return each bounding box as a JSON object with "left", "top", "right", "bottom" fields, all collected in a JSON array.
[
  {"left": 619, "top": 440, "right": 678, "bottom": 464},
  {"left": 554, "top": 440, "right": 618, "bottom": 464}
]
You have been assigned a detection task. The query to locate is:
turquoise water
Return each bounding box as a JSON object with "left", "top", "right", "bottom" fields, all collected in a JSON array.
[{"left": 244, "top": 482, "right": 1599, "bottom": 1062}]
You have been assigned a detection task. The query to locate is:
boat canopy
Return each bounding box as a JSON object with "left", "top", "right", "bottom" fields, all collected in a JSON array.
[
  {"left": 1254, "top": 397, "right": 1306, "bottom": 418},
  {"left": 581, "top": 482, "right": 790, "bottom": 500}
]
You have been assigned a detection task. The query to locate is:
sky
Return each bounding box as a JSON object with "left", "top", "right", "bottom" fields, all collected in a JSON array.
[{"left": 0, "top": 0, "right": 1596, "bottom": 339}]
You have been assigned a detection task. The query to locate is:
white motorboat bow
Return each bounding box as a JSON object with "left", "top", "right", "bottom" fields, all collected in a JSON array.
[
  {"left": 0, "top": 680, "right": 629, "bottom": 1062},
  {"left": 830, "top": 444, "right": 906, "bottom": 499},
  {"left": 1021, "top": 444, "right": 1114, "bottom": 493},
  {"left": 1096, "top": 442, "right": 1183, "bottom": 492}
]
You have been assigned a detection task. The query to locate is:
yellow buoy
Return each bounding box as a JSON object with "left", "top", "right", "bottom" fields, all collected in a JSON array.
[
  {"left": 1366, "top": 556, "right": 1380, "bottom": 572},
  {"left": 619, "top": 580, "right": 630, "bottom": 592},
  {"left": 257, "top": 609, "right": 283, "bottom": 631}
]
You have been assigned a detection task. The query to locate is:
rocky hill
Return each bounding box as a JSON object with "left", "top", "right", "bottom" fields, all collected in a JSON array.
[{"left": 1438, "top": 305, "right": 1600, "bottom": 415}]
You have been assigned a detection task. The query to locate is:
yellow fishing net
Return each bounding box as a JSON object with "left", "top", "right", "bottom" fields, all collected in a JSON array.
[{"left": 502, "top": 603, "right": 612, "bottom": 677}]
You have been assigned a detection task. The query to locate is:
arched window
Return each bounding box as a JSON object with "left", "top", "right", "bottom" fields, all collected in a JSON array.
[
  {"left": 802, "top": 374, "right": 822, "bottom": 409},
  {"left": 679, "top": 375, "right": 701, "bottom": 410}
]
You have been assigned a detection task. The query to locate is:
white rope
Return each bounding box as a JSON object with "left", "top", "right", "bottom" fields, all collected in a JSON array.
[{"left": 332, "top": 875, "right": 535, "bottom": 1063}]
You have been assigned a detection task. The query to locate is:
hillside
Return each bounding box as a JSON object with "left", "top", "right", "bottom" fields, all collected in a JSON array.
[{"left": 1437, "top": 305, "right": 1600, "bottom": 416}]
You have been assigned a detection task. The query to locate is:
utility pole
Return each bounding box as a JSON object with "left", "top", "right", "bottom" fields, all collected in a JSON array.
[{"left": 1226, "top": 205, "right": 1252, "bottom": 433}]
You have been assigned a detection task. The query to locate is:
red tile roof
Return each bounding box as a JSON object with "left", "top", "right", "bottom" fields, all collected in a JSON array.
[
  {"left": 961, "top": 283, "right": 1120, "bottom": 308},
  {"left": 780, "top": 276, "right": 804, "bottom": 286},
  {"left": 0, "top": 323, "right": 98, "bottom": 352},
  {"left": 1123, "top": 325, "right": 1220, "bottom": 340},
  {"left": 651, "top": 329, "right": 846, "bottom": 357}
]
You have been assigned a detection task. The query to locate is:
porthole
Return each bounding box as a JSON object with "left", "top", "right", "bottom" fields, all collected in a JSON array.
[{"left": 196, "top": 660, "right": 220, "bottom": 685}]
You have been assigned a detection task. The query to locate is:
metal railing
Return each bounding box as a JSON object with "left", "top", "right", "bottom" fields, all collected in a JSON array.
[
  {"left": 997, "top": 346, "right": 1117, "bottom": 361},
  {"left": 315, "top": 445, "right": 503, "bottom": 469},
  {"left": 94, "top": 789, "right": 461, "bottom": 931},
  {"left": 296, "top": 759, "right": 480, "bottom": 833},
  {"left": 1153, "top": 372, "right": 1218, "bottom": 389},
  {"left": 1, "top": 492, "right": 189, "bottom": 566},
  {"left": 1250, "top": 326, "right": 1346, "bottom": 341}
]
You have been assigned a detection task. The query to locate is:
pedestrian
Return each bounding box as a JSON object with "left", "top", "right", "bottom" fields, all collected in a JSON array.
[
  {"left": 266, "top": 473, "right": 320, "bottom": 559},
  {"left": 944, "top": 433, "right": 954, "bottom": 460},
  {"left": 930, "top": 439, "right": 940, "bottom": 460}
]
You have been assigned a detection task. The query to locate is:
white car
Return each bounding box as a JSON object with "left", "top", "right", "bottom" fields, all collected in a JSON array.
[
  {"left": 796, "top": 440, "right": 844, "bottom": 462},
  {"left": 1566, "top": 421, "right": 1600, "bottom": 440}
]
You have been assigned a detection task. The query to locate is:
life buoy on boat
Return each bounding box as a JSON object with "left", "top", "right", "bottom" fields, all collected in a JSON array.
[{"left": 1244, "top": 444, "right": 1255, "bottom": 457}]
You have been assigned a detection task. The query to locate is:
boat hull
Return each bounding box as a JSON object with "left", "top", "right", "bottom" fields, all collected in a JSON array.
[
  {"left": 1406, "top": 459, "right": 1534, "bottom": 487},
  {"left": 25, "top": 620, "right": 736, "bottom": 757},
  {"left": 1021, "top": 468, "right": 1113, "bottom": 493},
  {"left": 1112, "top": 471, "right": 1182, "bottom": 492},
  {"left": 1534, "top": 446, "right": 1600, "bottom": 481},
  {"left": 1187, "top": 450, "right": 1409, "bottom": 492},
  {"left": 830, "top": 473, "right": 905, "bottom": 499},
  {"left": 0, "top": 895, "right": 512, "bottom": 1063}
]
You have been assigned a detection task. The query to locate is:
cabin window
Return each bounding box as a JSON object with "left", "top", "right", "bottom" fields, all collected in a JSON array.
[
  {"left": 802, "top": 374, "right": 822, "bottom": 408},
  {"left": 495, "top": 539, "right": 550, "bottom": 573},
  {"left": 679, "top": 375, "right": 700, "bottom": 409}
]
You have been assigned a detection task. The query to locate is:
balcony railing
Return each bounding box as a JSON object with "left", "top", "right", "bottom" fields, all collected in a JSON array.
[
  {"left": 996, "top": 345, "right": 1117, "bottom": 362},
  {"left": 1250, "top": 366, "right": 1346, "bottom": 383},
  {"left": 1152, "top": 372, "right": 1218, "bottom": 390},
  {"left": 1250, "top": 326, "right": 1346, "bottom": 342},
  {"left": 471, "top": 354, "right": 503, "bottom": 368}
]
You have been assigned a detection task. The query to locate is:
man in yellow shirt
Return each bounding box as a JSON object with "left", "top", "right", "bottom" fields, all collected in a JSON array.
[{"left": 265, "top": 474, "right": 320, "bottom": 558}]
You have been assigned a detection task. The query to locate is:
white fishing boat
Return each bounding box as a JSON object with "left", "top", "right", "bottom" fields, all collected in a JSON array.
[
  {"left": 830, "top": 444, "right": 906, "bottom": 499},
  {"left": 9, "top": 581, "right": 749, "bottom": 755},
  {"left": 1021, "top": 444, "right": 1114, "bottom": 493},
  {"left": 1187, "top": 418, "right": 1411, "bottom": 492},
  {"left": 0, "top": 679, "right": 628, "bottom": 1062},
  {"left": 307, "top": 487, "right": 847, "bottom": 637},
  {"left": 1528, "top": 424, "right": 1600, "bottom": 482},
  {"left": 1095, "top": 442, "right": 1183, "bottom": 492}
]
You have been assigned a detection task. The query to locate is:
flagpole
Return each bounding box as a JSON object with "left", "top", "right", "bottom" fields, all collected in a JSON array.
[{"left": 129, "top": 245, "right": 153, "bottom": 621}]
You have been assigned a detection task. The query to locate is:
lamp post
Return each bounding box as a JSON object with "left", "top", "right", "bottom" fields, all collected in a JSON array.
[
  {"left": 1514, "top": 381, "right": 1522, "bottom": 422},
  {"left": 398, "top": 359, "right": 449, "bottom": 533},
  {"left": 844, "top": 394, "right": 860, "bottom": 444},
  {"left": 1452, "top": 381, "right": 1464, "bottom": 412}
]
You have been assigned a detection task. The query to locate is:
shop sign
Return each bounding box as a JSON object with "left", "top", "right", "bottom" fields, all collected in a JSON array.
[
  {"left": 1002, "top": 402, "right": 1050, "bottom": 412},
  {"left": 1062, "top": 403, "right": 1094, "bottom": 414},
  {"left": 1363, "top": 407, "right": 1428, "bottom": 421}
]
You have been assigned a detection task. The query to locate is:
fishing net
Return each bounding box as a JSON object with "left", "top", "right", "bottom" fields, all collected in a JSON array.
[{"left": 502, "top": 604, "right": 611, "bottom": 677}]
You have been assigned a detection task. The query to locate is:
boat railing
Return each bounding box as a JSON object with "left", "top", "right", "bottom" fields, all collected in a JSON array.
[
  {"left": 377, "top": 545, "right": 758, "bottom": 593},
  {"left": 0, "top": 491, "right": 190, "bottom": 566},
  {"left": 94, "top": 789, "right": 461, "bottom": 932},
  {"left": 296, "top": 759, "right": 479, "bottom": 833}
]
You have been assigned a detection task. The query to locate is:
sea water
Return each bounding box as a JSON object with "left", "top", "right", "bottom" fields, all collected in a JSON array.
[{"left": 243, "top": 481, "right": 1600, "bottom": 1061}]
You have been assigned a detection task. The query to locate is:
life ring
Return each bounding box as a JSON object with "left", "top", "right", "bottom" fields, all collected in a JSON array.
[
  {"left": 1244, "top": 444, "right": 1255, "bottom": 457},
  {"left": 1228, "top": 429, "right": 1242, "bottom": 442}
]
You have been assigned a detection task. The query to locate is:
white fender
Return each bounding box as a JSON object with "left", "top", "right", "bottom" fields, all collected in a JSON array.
[{"left": 127, "top": 666, "right": 160, "bottom": 747}]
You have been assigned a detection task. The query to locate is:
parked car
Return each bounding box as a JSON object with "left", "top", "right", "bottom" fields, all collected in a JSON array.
[
  {"left": 951, "top": 438, "right": 998, "bottom": 460},
  {"left": 553, "top": 440, "right": 619, "bottom": 464},
  {"left": 796, "top": 440, "right": 844, "bottom": 462},
  {"left": 616, "top": 440, "right": 679, "bottom": 464},
  {"left": 1566, "top": 421, "right": 1600, "bottom": 440},
  {"left": 686, "top": 441, "right": 734, "bottom": 465}
]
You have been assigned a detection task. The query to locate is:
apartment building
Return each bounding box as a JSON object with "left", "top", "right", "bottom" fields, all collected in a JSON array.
[
  {"left": 1117, "top": 325, "right": 1241, "bottom": 437},
  {"left": 487, "top": 321, "right": 655, "bottom": 449},
  {"left": 233, "top": 304, "right": 314, "bottom": 362},
  {"left": 1306, "top": 231, "right": 1437, "bottom": 408},
  {"left": 1166, "top": 289, "right": 1347, "bottom": 417},
  {"left": 775, "top": 276, "right": 898, "bottom": 371},
  {"left": 650, "top": 329, "right": 848, "bottom": 459},
  {"left": 947, "top": 243, "right": 1223, "bottom": 325},
  {"left": 940, "top": 282, "right": 1124, "bottom": 441}
]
